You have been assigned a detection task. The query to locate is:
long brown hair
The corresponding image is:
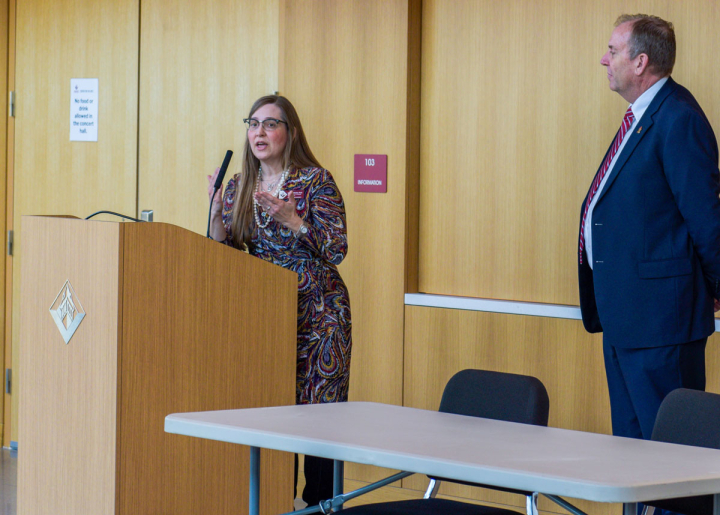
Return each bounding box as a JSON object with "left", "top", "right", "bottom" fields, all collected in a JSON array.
[{"left": 230, "top": 95, "right": 322, "bottom": 250}]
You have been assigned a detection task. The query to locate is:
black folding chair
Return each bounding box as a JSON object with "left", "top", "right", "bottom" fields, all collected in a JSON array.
[
  {"left": 338, "top": 369, "right": 550, "bottom": 515},
  {"left": 640, "top": 388, "right": 720, "bottom": 515}
]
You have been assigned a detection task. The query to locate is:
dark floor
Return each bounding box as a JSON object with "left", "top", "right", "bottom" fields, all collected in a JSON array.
[{"left": 1, "top": 447, "right": 17, "bottom": 515}]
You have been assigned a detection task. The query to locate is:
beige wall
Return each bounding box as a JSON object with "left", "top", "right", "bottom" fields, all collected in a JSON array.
[
  {"left": 419, "top": 0, "right": 720, "bottom": 304},
  {"left": 8, "top": 1, "right": 720, "bottom": 513},
  {"left": 281, "top": 0, "right": 419, "bottom": 405},
  {"left": 402, "top": 307, "right": 720, "bottom": 515},
  {"left": 11, "top": 0, "right": 139, "bottom": 442},
  {"left": 138, "top": 0, "right": 280, "bottom": 234},
  {"left": 408, "top": 2, "right": 720, "bottom": 512},
  {"left": 281, "top": 0, "right": 421, "bottom": 483}
]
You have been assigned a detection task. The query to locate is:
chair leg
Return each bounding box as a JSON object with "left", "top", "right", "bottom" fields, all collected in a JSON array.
[
  {"left": 526, "top": 492, "right": 539, "bottom": 515},
  {"left": 423, "top": 479, "right": 441, "bottom": 499},
  {"left": 641, "top": 506, "right": 654, "bottom": 515}
]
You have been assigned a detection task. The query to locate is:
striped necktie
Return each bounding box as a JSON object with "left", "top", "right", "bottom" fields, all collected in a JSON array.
[{"left": 579, "top": 106, "right": 635, "bottom": 264}]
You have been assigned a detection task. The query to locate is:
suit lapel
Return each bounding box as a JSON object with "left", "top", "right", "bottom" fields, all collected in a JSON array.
[{"left": 595, "top": 78, "right": 676, "bottom": 204}]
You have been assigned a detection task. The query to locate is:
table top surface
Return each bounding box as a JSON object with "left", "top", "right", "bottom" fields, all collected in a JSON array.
[{"left": 165, "top": 401, "right": 720, "bottom": 503}]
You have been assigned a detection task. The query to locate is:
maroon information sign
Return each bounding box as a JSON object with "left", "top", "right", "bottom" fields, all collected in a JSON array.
[{"left": 354, "top": 154, "right": 387, "bottom": 193}]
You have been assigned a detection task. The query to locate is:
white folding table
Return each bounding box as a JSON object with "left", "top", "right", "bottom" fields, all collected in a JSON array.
[{"left": 165, "top": 402, "right": 720, "bottom": 515}]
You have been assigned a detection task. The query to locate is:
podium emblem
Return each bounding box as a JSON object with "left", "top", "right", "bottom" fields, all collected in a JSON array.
[{"left": 49, "top": 280, "right": 86, "bottom": 344}]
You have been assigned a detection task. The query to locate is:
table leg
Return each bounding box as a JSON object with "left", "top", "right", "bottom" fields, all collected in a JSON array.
[
  {"left": 333, "top": 460, "right": 344, "bottom": 499},
  {"left": 249, "top": 447, "right": 260, "bottom": 515},
  {"left": 623, "top": 502, "right": 637, "bottom": 515}
]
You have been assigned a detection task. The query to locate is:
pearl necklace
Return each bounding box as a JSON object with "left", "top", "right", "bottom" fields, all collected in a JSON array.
[{"left": 253, "top": 166, "right": 289, "bottom": 229}]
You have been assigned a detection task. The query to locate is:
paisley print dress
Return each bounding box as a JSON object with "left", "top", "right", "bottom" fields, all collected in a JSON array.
[{"left": 222, "top": 166, "right": 352, "bottom": 405}]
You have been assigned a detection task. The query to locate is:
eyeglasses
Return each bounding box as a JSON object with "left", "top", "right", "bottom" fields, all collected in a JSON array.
[{"left": 243, "top": 118, "right": 288, "bottom": 131}]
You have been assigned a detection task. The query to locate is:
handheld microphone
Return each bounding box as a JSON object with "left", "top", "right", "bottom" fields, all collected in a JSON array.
[
  {"left": 214, "top": 150, "right": 233, "bottom": 189},
  {"left": 207, "top": 150, "right": 233, "bottom": 238}
]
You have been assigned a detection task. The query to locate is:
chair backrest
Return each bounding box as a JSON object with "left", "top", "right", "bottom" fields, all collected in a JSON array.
[
  {"left": 647, "top": 388, "right": 720, "bottom": 515},
  {"left": 439, "top": 369, "right": 550, "bottom": 426},
  {"left": 652, "top": 388, "right": 720, "bottom": 448},
  {"left": 427, "top": 369, "right": 549, "bottom": 494}
]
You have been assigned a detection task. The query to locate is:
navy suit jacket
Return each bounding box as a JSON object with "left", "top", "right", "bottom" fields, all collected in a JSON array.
[{"left": 578, "top": 78, "right": 720, "bottom": 348}]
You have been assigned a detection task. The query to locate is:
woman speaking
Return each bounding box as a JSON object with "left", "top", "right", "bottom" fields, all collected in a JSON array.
[{"left": 207, "top": 95, "right": 352, "bottom": 507}]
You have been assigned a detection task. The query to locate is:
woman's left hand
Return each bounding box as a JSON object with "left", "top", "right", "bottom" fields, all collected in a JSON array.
[{"left": 254, "top": 191, "right": 304, "bottom": 233}]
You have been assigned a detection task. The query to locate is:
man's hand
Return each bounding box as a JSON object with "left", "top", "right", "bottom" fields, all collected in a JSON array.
[{"left": 714, "top": 298, "right": 720, "bottom": 312}]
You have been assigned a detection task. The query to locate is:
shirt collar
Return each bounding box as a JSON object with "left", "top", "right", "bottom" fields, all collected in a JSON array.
[{"left": 630, "top": 76, "right": 669, "bottom": 122}]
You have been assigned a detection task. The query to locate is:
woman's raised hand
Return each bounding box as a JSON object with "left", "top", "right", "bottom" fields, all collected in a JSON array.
[{"left": 254, "top": 191, "right": 304, "bottom": 233}]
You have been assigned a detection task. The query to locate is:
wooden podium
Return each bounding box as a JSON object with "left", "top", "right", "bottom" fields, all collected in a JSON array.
[{"left": 18, "top": 216, "right": 297, "bottom": 515}]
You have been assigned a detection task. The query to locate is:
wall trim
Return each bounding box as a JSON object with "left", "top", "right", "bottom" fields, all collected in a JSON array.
[{"left": 404, "top": 293, "right": 720, "bottom": 332}]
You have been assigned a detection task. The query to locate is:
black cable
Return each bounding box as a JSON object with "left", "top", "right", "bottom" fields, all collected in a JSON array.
[
  {"left": 84, "top": 210, "right": 144, "bottom": 222},
  {"left": 207, "top": 189, "right": 221, "bottom": 239},
  {"left": 207, "top": 151, "right": 233, "bottom": 238}
]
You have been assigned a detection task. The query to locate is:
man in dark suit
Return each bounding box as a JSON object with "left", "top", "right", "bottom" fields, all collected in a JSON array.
[{"left": 578, "top": 14, "right": 720, "bottom": 440}]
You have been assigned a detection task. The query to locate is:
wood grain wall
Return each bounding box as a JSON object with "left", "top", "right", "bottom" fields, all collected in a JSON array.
[
  {"left": 12, "top": 0, "right": 139, "bottom": 442},
  {"left": 402, "top": 307, "right": 720, "bottom": 515},
  {"left": 404, "top": 307, "right": 609, "bottom": 514},
  {"left": 418, "top": 0, "right": 720, "bottom": 304},
  {"left": 137, "top": 0, "right": 279, "bottom": 234},
  {"left": 406, "top": 4, "right": 720, "bottom": 513},
  {"left": 280, "top": 0, "right": 421, "bottom": 482},
  {"left": 281, "top": 0, "right": 420, "bottom": 407}
]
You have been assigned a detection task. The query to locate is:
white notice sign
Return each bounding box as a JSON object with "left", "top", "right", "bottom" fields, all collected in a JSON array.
[{"left": 70, "top": 78, "right": 98, "bottom": 141}]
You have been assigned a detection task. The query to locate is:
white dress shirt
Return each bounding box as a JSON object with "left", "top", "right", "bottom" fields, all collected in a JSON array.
[{"left": 584, "top": 77, "right": 669, "bottom": 269}]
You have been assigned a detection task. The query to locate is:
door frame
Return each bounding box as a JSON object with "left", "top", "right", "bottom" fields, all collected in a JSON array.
[{"left": 2, "top": 0, "right": 15, "bottom": 448}]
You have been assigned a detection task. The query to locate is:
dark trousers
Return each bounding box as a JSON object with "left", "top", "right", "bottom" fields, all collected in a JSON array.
[
  {"left": 603, "top": 337, "right": 707, "bottom": 440},
  {"left": 294, "top": 454, "right": 335, "bottom": 506},
  {"left": 603, "top": 338, "right": 707, "bottom": 515}
]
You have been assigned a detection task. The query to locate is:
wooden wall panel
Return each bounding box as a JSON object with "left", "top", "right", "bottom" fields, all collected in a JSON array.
[
  {"left": 708, "top": 332, "right": 720, "bottom": 392},
  {"left": 403, "top": 305, "right": 609, "bottom": 515},
  {"left": 281, "top": 0, "right": 420, "bottom": 483},
  {"left": 418, "top": 0, "right": 720, "bottom": 304},
  {"left": 12, "top": 0, "right": 139, "bottom": 441},
  {"left": 402, "top": 306, "right": 720, "bottom": 515},
  {"left": 138, "top": 0, "right": 279, "bottom": 234},
  {"left": 281, "top": 0, "right": 417, "bottom": 405}
]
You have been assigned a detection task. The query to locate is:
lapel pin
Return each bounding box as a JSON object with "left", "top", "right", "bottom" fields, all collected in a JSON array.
[{"left": 637, "top": 126, "right": 643, "bottom": 134}]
